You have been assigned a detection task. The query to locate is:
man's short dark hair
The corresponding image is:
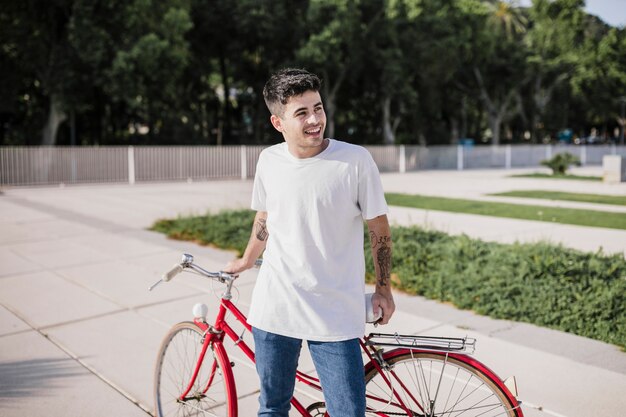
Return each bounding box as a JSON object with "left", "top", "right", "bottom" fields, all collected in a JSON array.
[{"left": 263, "top": 68, "right": 321, "bottom": 116}]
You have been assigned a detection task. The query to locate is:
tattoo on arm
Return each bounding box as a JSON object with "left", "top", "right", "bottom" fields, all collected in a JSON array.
[
  {"left": 369, "top": 231, "right": 377, "bottom": 248},
  {"left": 255, "top": 218, "right": 268, "bottom": 241},
  {"left": 375, "top": 236, "right": 391, "bottom": 286}
]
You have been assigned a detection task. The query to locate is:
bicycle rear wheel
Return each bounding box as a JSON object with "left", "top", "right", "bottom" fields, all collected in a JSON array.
[
  {"left": 154, "top": 321, "right": 235, "bottom": 417},
  {"left": 364, "top": 350, "right": 522, "bottom": 417}
]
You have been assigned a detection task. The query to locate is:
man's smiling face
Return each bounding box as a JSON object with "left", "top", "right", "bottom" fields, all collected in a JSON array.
[{"left": 270, "top": 90, "right": 327, "bottom": 158}]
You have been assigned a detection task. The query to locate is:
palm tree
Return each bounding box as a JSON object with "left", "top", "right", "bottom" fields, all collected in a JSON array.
[
  {"left": 469, "top": 1, "right": 529, "bottom": 146},
  {"left": 483, "top": 0, "right": 528, "bottom": 39}
]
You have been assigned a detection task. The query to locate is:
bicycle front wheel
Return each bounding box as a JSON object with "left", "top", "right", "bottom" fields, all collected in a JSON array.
[
  {"left": 154, "top": 321, "right": 236, "bottom": 417},
  {"left": 364, "top": 350, "right": 522, "bottom": 417}
]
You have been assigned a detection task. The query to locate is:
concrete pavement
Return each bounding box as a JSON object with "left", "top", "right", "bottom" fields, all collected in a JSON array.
[{"left": 0, "top": 168, "right": 625, "bottom": 417}]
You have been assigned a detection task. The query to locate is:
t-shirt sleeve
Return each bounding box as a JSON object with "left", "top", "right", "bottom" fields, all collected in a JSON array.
[
  {"left": 358, "top": 150, "right": 388, "bottom": 220},
  {"left": 251, "top": 156, "right": 267, "bottom": 211}
]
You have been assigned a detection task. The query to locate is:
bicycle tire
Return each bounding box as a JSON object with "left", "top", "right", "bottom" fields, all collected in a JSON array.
[
  {"left": 154, "top": 321, "right": 237, "bottom": 417},
  {"left": 364, "top": 349, "right": 523, "bottom": 417}
]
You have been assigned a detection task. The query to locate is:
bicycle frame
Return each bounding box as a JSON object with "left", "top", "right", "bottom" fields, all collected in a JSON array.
[
  {"left": 185, "top": 297, "right": 330, "bottom": 416},
  {"left": 175, "top": 296, "right": 522, "bottom": 417},
  {"left": 153, "top": 257, "right": 523, "bottom": 417}
]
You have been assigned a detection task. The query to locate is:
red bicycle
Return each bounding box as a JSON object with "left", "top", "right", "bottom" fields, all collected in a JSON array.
[{"left": 151, "top": 254, "right": 524, "bottom": 417}]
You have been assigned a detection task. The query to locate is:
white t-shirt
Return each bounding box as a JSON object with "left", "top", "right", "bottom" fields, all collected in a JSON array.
[{"left": 248, "top": 139, "right": 388, "bottom": 341}]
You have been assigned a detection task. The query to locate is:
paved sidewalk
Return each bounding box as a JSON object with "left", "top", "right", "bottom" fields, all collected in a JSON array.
[{"left": 1, "top": 168, "right": 625, "bottom": 417}]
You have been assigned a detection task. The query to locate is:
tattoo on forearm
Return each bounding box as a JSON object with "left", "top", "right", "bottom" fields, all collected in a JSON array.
[
  {"left": 369, "top": 231, "right": 377, "bottom": 248},
  {"left": 375, "top": 235, "right": 391, "bottom": 286},
  {"left": 255, "top": 218, "right": 268, "bottom": 241}
]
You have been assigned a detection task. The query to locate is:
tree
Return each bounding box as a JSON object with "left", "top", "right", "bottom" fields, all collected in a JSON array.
[
  {"left": 410, "top": 0, "right": 473, "bottom": 144},
  {"left": 1, "top": 0, "right": 623, "bottom": 146},
  {"left": 360, "top": 0, "right": 413, "bottom": 144},
  {"left": 484, "top": 0, "right": 527, "bottom": 38},
  {"left": 525, "top": 0, "right": 586, "bottom": 142},
  {"left": 297, "top": 0, "right": 385, "bottom": 139},
  {"left": 233, "top": 0, "right": 309, "bottom": 144},
  {"left": 80, "top": 0, "right": 193, "bottom": 142},
  {"left": 459, "top": 0, "right": 529, "bottom": 145},
  {"left": 0, "top": 1, "right": 88, "bottom": 145},
  {"left": 570, "top": 26, "right": 626, "bottom": 140}
]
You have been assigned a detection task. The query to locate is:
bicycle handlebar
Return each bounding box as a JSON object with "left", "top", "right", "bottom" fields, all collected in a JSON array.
[{"left": 149, "top": 254, "right": 262, "bottom": 292}]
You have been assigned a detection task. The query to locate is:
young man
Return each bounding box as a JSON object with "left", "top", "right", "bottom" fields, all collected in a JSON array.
[{"left": 224, "top": 68, "right": 394, "bottom": 417}]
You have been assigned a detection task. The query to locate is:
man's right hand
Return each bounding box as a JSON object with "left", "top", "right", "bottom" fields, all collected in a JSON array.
[{"left": 223, "top": 258, "right": 252, "bottom": 275}]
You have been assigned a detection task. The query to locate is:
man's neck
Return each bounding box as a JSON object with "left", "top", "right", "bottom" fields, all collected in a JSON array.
[{"left": 287, "top": 138, "right": 329, "bottom": 159}]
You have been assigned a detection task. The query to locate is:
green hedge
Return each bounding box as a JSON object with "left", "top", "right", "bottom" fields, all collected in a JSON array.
[
  {"left": 152, "top": 210, "right": 626, "bottom": 349},
  {"left": 151, "top": 209, "right": 254, "bottom": 254}
]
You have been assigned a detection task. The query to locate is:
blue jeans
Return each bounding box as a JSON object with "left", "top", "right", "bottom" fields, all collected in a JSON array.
[{"left": 252, "top": 327, "right": 365, "bottom": 417}]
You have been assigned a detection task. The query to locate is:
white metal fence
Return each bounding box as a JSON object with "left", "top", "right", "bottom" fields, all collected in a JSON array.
[{"left": 1, "top": 144, "right": 624, "bottom": 186}]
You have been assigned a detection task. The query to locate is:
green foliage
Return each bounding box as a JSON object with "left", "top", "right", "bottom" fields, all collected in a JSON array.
[
  {"left": 540, "top": 152, "right": 581, "bottom": 175},
  {"left": 381, "top": 230, "right": 626, "bottom": 349},
  {"left": 2, "top": 0, "right": 625, "bottom": 146},
  {"left": 151, "top": 209, "right": 254, "bottom": 255},
  {"left": 151, "top": 209, "right": 626, "bottom": 349},
  {"left": 385, "top": 192, "right": 626, "bottom": 230}
]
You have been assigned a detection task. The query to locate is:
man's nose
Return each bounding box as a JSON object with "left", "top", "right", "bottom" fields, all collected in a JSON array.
[{"left": 306, "top": 113, "right": 319, "bottom": 125}]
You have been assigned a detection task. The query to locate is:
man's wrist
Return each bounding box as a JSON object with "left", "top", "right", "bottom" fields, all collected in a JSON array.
[
  {"left": 375, "top": 288, "right": 392, "bottom": 297},
  {"left": 375, "top": 285, "right": 393, "bottom": 297},
  {"left": 245, "top": 256, "right": 258, "bottom": 269}
]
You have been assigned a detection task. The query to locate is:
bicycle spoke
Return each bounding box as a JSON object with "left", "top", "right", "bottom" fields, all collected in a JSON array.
[
  {"left": 391, "top": 365, "right": 425, "bottom": 413},
  {"left": 365, "top": 352, "right": 519, "bottom": 417},
  {"left": 405, "top": 355, "right": 429, "bottom": 414},
  {"left": 417, "top": 358, "right": 433, "bottom": 414},
  {"left": 442, "top": 367, "right": 461, "bottom": 414}
]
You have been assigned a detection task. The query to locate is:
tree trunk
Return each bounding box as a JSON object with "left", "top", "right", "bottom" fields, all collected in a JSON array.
[
  {"left": 460, "top": 96, "right": 468, "bottom": 139},
  {"left": 490, "top": 112, "right": 501, "bottom": 146},
  {"left": 70, "top": 110, "right": 76, "bottom": 146},
  {"left": 254, "top": 93, "right": 266, "bottom": 144},
  {"left": 382, "top": 96, "right": 395, "bottom": 144},
  {"left": 42, "top": 94, "right": 67, "bottom": 145},
  {"left": 450, "top": 117, "right": 459, "bottom": 144},
  {"left": 219, "top": 50, "right": 231, "bottom": 144},
  {"left": 322, "top": 82, "right": 336, "bottom": 138},
  {"left": 473, "top": 68, "right": 522, "bottom": 147},
  {"left": 326, "top": 99, "right": 336, "bottom": 139},
  {"left": 322, "top": 69, "right": 347, "bottom": 140},
  {"left": 530, "top": 113, "right": 538, "bottom": 144}
]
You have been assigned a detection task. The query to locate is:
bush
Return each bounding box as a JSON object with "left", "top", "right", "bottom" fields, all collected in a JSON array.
[
  {"left": 364, "top": 227, "right": 626, "bottom": 349},
  {"left": 152, "top": 210, "right": 626, "bottom": 349},
  {"left": 151, "top": 209, "right": 254, "bottom": 255},
  {"left": 540, "top": 152, "right": 581, "bottom": 175}
]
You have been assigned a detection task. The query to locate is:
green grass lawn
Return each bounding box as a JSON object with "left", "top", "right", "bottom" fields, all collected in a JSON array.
[
  {"left": 490, "top": 190, "right": 626, "bottom": 206},
  {"left": 510, "top": 173, "right": 601, "bottom": 181},
  {"left": 385, "top": 193, "right": 626, "bottom": 230}
]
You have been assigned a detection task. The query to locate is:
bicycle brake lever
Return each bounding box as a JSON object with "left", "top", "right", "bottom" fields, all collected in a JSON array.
[{"left": 148, "top": 279, "right": 163, "bottom": 291}]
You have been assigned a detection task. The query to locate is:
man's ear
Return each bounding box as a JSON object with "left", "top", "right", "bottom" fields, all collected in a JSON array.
[{"left": 270, "top": 114, "right": 283, "bottom": 132}]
